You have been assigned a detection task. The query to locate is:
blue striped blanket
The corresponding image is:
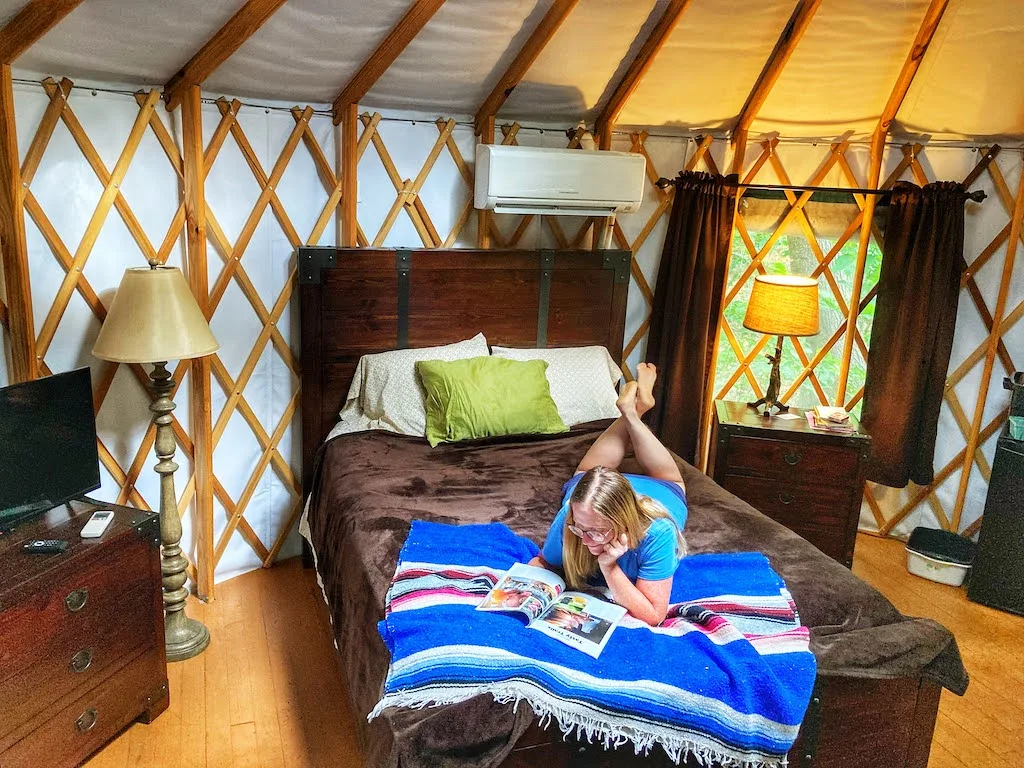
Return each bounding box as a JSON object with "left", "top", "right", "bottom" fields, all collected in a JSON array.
[{"left": 370, "top": 521, "right": 817, "bottom": 767}]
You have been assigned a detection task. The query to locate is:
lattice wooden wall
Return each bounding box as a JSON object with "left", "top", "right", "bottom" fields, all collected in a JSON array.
[{"left": 709, "top": 136, "right": 1024, "bottom": 538}]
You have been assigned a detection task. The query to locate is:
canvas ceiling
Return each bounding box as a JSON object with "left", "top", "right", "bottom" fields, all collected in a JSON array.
[{"left": 3, "top": 0, "right": 1023, "bottom": 141}]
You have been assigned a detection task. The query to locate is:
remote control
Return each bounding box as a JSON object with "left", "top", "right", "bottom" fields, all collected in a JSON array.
[
  {"left": 23, "top": 539, "right": 69, "bottom": 554},
  {"left": 80, "top": 510, "right": 115, "bottom": 539}
]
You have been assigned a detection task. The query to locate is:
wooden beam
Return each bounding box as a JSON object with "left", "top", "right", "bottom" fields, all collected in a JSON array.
[
  {"left": 877, "top": 0, "right": 950, "bottom": 135},
  {"left": 473, "top": 0, "right": 578, "bottom": 135},
  {"left": 0, "top": 64, "right": 36, "bottom": 382},
  {"left": 835, "top": 0, "right": 950, "bottom": 403},
  {"left": 0, "top": 0, "right": 82, "bottom": 64},
  {"left": 835, "top": 130, "right": 883, "bottom": 403},
  {"left": 163, "top": 0, "right": 287, "bottom": 111},
  {"left": 477, "top": 115, "right": 494, "bottom": 248},
  {"left": 594, "top": 0, "right": 693, "bottom": 150},
  {"left": 332, "top": 0, "right": 446, "bottom": 124},
  {"left": 340, "top": 103, "right": 358, "bottom": 246},
  {"left": 951, "top": 159, "right": 1024, "bottom": 531},
  {"left": 731, "top": 0, "right": 822, "bottom": 140},
  {"left": 181, "top": 85, "right": 215, "bottom": 601}
]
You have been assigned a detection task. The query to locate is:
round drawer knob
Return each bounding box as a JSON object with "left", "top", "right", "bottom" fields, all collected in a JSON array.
[
  {"left": 71, "top": 648, "right": 94, "bottom": 674},
  {"left": 65, "top": 587, "right": 89, "bottom": 613},
  {"left": 779, "top": 491, "right": 795, "bottom": 505},
  {"left": 783, "top": 451, "right": 802, "bottom": 466},
  {"left": 76, "top": 708, "right": 98, "bottom": 733}
]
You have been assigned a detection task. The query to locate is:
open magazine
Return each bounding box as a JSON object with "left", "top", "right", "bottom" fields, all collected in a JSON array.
[{"left": 477, "top": 563, "right": 627, "bottom": 658}]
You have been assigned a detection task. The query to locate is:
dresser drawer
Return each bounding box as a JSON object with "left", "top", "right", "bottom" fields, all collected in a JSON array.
[
  {"left": 0, "top": 648, "right": 164, "bottom": 768},
  {"left": 0, "top": 585, "right": 156, "bottom": 739},
  {"left": 723, "top": 435, "right": 860, "bottom": 483},
  {"left": 0, "top": 540, "right": 157, "bottom": 737}
]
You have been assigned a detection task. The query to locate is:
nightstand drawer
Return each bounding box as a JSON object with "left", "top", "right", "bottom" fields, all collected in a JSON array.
[
  {"left": 720, "top": 475, "right": 853, "bottom": 528},
  {"left": 724, "top": 435, "right": 860, "bottom": 482},
  {"left": 0, "top": 648, "right": 164, "bottom": 768}
]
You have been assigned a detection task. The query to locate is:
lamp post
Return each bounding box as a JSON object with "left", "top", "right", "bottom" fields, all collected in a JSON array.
[
  {"left": 742, "top": 274, "right": 820, "bottom": 417},
  {"left": 92, "top": 262, "right": 218, "bottom": 661}
]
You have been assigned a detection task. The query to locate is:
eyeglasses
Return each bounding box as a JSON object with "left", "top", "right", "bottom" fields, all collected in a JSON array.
[{"left": 567, "top": 524, "right": 612, "bottom": 544}]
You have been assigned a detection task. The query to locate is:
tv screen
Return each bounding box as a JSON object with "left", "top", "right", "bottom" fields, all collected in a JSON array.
[{"left": 0, "top": 367, "right": 101, "bottom": 523}]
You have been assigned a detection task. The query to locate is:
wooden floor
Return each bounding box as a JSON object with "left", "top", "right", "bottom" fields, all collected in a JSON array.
[{"left": 85, "top": 534, "right": 1024, "bottom": 768}]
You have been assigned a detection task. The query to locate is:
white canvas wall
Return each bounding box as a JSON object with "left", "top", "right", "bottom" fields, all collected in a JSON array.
[{"left": 2, "top": 75, "right": 1020, "bottom": 588}]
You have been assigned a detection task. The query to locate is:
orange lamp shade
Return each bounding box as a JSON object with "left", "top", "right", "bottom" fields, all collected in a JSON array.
[{"left": 742, "top": 274, "right": 820, "bottom": 337}]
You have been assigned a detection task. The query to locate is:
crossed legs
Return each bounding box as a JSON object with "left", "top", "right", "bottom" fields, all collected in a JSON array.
[{"left": 576, "top": 364, "right": 684, "bottom": 486}]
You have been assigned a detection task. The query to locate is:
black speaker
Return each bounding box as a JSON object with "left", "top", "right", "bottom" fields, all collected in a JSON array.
[{"left": 967, "top": 424, "right": 1024, "bottom": 615}]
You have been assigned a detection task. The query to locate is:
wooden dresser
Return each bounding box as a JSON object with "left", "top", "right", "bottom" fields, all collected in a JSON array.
[
  {"left": 0, "top": 499, "right": 168, "bottom": 768},
  {"left": 708, "top": 400, "right": 871, "bottom": 567}
]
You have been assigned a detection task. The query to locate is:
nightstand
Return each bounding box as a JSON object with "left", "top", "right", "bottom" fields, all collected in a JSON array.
[
  {"left": 708, "top": 400, "right": 871, "bottom": 567},
  {"left": 0, "top": 498, "right": 168, "bottom": 767}
]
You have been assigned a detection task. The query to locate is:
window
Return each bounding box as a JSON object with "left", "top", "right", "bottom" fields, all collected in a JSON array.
[{"left": 712, "top": 195, "right": 883, "bottom": 415}]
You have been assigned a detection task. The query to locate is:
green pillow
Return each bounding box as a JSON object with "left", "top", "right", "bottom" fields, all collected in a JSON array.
[{"left": 415, "top": 356, "right": 567, "bottom": 447}]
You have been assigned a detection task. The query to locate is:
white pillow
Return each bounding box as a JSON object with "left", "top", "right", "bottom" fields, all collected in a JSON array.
[
  {"left": 490, "top": 345, "right": 622, "bottom": 427},
  {"left": 340, "top": 333, "right": 489, "bottom": 435}
]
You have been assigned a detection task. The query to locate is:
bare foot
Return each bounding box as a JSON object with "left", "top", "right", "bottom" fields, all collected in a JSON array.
[
  {"left": 636, "top": 363, "right": 657, "bottom": 416},
  {"left": 616, "top": 381, "right": 639, "bottom": 420}
]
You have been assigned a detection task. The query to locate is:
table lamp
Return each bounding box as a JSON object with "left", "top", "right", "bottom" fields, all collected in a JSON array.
[
  {"left": 742, "top": 274, "right": 819, "bottom": 417},
  {"left": 92, "top": 262, "right": 218, "bottom": 661}
]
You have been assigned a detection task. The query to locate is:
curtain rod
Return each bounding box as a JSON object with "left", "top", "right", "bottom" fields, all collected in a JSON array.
[{"left": 655, "top": 177, "right": 987, "bottom": 202}]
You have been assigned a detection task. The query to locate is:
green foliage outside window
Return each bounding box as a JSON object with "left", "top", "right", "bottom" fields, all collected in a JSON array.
[{"left": 713, "top": 222, "right": 883, "bottom": 416}]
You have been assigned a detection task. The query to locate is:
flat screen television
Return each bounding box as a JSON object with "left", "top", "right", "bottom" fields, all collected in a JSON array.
[{"left": 0, "top": 367, "right": 101, "bottom": 524}]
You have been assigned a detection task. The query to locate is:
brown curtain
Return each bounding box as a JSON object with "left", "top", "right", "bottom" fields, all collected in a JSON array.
[
  {"left": 646, "top": 170, "right": 738, "bottom": 465},
  {"left": 861, "top": 180, "right": 967, "bottom": 487}
]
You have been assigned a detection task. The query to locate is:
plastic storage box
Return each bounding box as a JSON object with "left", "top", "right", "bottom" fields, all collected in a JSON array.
[{"left": 905, "top": 527, "right": 977, "bottom": 586}]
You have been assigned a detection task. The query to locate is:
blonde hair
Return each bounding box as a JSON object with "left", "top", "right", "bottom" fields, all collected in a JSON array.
[{"left": 562, "top": 466, "right": 686, "bottom": 589}]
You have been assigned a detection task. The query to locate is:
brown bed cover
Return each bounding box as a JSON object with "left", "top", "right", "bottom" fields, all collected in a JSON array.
[{"left": 305, "top": 423, "right": 967, "bottom": 768}]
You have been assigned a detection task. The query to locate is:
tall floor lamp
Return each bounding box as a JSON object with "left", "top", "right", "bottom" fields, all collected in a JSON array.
[{"left": 93, "top": 263, "right": 218, "bottom": 661}]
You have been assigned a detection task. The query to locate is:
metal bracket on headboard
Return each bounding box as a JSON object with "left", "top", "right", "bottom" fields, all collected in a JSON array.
[
  {"left": 602, "top": 250, "right": 631, "bottom": 284},
  {"left": 298, "top": 247, "right": 336, "bottom": 284},
  {"left": 537, "top": 250, "right": 554, "bottom": 348},
  {"left": 798, "top": 680, "right": 824, "bottom": 768},
  {"left": 396, "top": 249, "right": 411, "bottom": 349}
]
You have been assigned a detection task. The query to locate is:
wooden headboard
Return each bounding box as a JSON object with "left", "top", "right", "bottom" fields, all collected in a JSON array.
[{"left": 298, "top": 247, "right": 631, "bottom": 495}]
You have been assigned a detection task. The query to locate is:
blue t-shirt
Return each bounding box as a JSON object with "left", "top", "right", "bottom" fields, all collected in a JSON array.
[{"left": 540, "top": 473, "right": 688, "bottom": 583}]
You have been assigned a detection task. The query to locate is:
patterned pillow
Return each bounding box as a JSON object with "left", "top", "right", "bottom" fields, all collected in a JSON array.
[
  {"left": 490, "top": 345, "right": 622, "bottom": 427},
  {"left": 341, "top": 333, "right": 490, "bottom": 436}
]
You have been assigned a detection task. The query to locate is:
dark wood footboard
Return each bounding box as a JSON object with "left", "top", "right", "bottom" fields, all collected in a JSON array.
[{"left": 501, "top": 675, "right": 942, "bottom": 768}]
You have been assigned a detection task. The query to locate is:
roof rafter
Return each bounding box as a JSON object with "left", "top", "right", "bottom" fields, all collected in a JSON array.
[
  {"left": 163, "top": 0, "right": 287, "bottom": 112},
  {"left": 0, "top": 0, "right": 82, "bottom": 64},
  {"left": 835, "top": 0, "right": 951, "bottom": 404},
  {"left": 594, "top": 0, "right": 693, "bottom": 150},
  {"left": 332, "top": 0, "right": 447, "bottom": 124},
  {"left": 731, "top": 0, "right": 822, "bottom": 143},
  {"left": 473, "top": 0, "right": 579, "bottom": 135},
  {"left": 876, "top": 0, "right": 949, "bottom": 136}
]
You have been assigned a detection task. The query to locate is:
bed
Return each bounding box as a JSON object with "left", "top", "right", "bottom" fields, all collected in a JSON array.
[{"left": 298, "top": 247, "right": 967, "bottom": 768}]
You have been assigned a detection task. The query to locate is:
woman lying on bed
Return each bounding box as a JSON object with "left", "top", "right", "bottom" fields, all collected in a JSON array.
[{"left": 528, "top": 363, "right": 687, "bottom": 626}]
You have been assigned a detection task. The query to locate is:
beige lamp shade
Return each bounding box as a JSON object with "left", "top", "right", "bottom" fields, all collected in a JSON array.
[
  {"left": 742, "top": 274, "right": 820, "bottom": 337},
  {"left": 92, "top": 266, "right": 219, "bottom": 363}
]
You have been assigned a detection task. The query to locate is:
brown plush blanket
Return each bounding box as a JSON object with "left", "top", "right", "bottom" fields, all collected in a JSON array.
[{"left": 305, "top": 423, "right": 967, "bottom": 768}]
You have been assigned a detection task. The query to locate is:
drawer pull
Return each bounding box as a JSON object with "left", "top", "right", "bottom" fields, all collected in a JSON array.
[
  {"left": 75, "top": 708, "right": 98, "bottom": 733},
  {"left": 65, "top": 587, "right": 89, "bottom": 613},
  {"left": 782, "top": 451, "right": 802, "bottom": 466},
  {"left": 71, "top": 648, "right": 94, "bottom": 673},
  {"left": 779, "top": 491, "right": 795, "bottom": 505}
]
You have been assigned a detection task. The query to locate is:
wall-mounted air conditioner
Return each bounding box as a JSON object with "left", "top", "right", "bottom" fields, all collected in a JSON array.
[{"left": 474, "top": 144, "right": 646, "bottom": 217}]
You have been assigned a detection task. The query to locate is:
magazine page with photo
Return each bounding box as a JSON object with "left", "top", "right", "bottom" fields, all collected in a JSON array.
[
  {"left": 530, "top": 592, "right": 628, "bottom": 658},
  {"left": 476, "top": 563, "right": 565, "bottom": 621}
]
